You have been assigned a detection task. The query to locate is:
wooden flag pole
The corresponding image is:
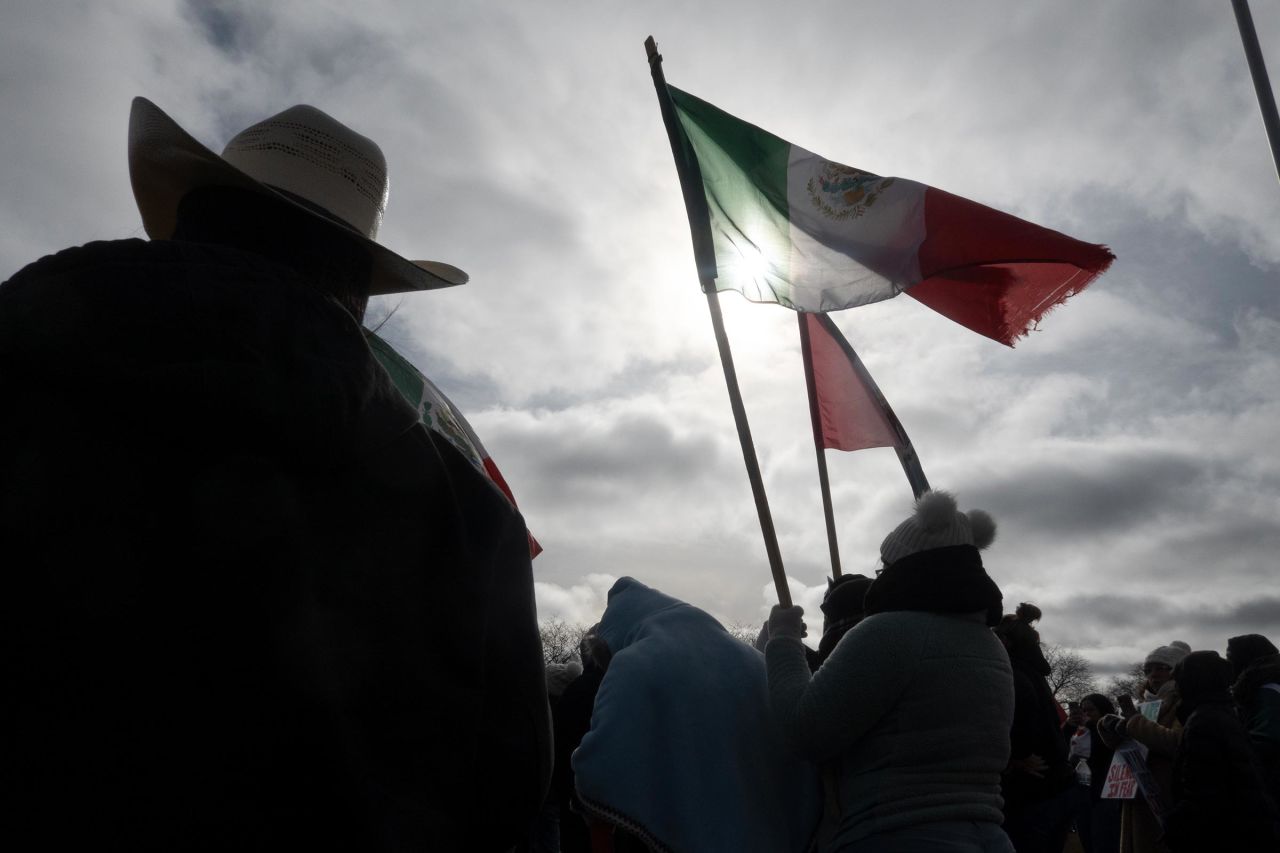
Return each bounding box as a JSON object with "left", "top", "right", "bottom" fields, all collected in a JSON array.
[
  {"left": 1232, "top": 0, "right": 1280, "bottom": 184},
  {"left": 797, "top": 313, "right": 842, "bottom": 578},
  {"left": 645, "top": 36, "right": 791, "bottom": 607},
  {"left": 703, "top": 291, "right": 791, "bottom": 607}
]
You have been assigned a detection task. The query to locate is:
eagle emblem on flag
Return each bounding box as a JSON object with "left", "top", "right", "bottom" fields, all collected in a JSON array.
[{"left": 807, "top": 161, "right": 897, "bottom": 221}]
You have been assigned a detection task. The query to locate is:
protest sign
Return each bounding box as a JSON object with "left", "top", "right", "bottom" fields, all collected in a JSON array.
[{"left": 1101, "top": 746, "right": 1141, "bottom": 800}]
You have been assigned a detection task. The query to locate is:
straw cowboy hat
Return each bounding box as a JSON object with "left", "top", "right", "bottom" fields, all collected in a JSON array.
[{"left": 128, "top": 97, "right": 467, "bottom": 295}]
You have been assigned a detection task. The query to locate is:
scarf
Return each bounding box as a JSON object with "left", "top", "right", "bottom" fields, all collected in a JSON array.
[{"left": 863, "top": 545, "right": 1003, "bottom": 627}]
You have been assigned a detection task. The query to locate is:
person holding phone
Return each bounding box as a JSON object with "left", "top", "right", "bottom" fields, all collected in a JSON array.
[
  {"left": 1067, "top": 695, "right": 1121, "bottom": 853},
  {"left": 1098, "top": 642, "right": 1191, "bottom": 853}
]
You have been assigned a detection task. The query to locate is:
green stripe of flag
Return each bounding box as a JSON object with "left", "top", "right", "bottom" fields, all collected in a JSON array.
[{"left": 669, "top": 86, "right": 797, "bottom": 306}]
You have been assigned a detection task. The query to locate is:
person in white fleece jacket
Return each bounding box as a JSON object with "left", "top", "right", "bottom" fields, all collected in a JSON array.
[{"left": 766, "top": 491, "right": 1016, "bottom": 853}]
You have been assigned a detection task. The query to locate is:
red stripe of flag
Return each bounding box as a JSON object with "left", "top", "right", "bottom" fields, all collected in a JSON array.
[
  {"left": 910, "top": 188, "right": 1115, "bottom": 346},
  {"left": 805, "top": 313, "right": 931, "bottom": 497}
]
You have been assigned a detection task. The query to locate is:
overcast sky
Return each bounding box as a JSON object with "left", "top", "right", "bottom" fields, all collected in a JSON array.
[{"left": 3, "top": 0, "right": 1278, "bottom": 680}]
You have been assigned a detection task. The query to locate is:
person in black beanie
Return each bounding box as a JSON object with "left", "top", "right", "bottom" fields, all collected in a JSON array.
[
  {"left": 1162, "top": 651, "right": 1280, "bottom": 852},
  {"left": 811, "top": 573, "right": 875, "bottom": 671}
]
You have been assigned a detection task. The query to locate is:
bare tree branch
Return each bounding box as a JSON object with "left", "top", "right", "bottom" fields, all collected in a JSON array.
[
  {"left": 725, "top": 622, "right": 763, "bottom": 648},
  {"left": 538, "top": 618, "right": 590, "bottom": 665},
  {"left": 1103, "top": 661, "right": 1147, "bottom": 703},
  {"left": 1043, "top": 644, "right": 1098, "bottom": 702}
]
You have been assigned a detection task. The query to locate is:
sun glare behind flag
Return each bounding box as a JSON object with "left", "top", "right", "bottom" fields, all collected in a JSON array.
[{"left": 667, "top": 86, "right": 1114, "bottom": 347}]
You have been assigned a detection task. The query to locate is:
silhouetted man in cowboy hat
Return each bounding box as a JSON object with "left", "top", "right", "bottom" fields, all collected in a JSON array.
[{"left": 0, "top": 99, "right": 550, "bottom": 851}]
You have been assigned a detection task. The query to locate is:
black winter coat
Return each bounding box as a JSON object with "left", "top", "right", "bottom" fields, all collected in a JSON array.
[
  {"left": 1002, "top": 647, "right": 1073, "bottom": 810},
  {"left": 1164, "top": 700, "right": 1280, "bottom": 852},
  {"left": 0, "top": 240, "right": 551, "bottom": 851},
  {"left": 1232, "top": 652, "right": 1280, "bottom": 804},
  {"left": 555, "top": 666, "right": 606, "bottom": 853}
]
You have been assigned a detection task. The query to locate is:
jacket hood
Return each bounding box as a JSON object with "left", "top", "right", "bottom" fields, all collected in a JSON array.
[
  {"left": 1173, "top": 651, "right": 1233, "bottom": 724},
  {"left": 596, "top": 576, "right": 704, "bottom": 654},
  {"left": 1227, "top": 634, "right": 1279, "bottom": 674},
  {"left": 1231, "top": 652, "right": 1280, "bottom": 706}
]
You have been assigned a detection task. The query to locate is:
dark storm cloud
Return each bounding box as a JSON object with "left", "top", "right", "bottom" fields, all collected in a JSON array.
[
  {"left": 1190, "top": 597, "right": 1280, "bottom": 632},
  {"left": 1160, "top": 521, "right": 1280, "bottom": 580},
  {"left": 493, "top": 411, "right": 721, "bottom": 506},
  {"left": 1049, "top": 594, "right": 1157, "bottom": 632},
  {"left": 183, "top": 1, "right": 249, "bottom": 57},
  {"left": 967, "top": 449, "right": 1205, "bottom": 536},
  {"left": 1039, "top": 592, "right": 1280, "bottom": 668}
]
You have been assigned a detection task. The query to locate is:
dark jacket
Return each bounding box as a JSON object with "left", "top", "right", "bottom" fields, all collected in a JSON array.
[
  {"left": 1002, "top": 645, "right": 1073, "bottom": 809},
  {"left": 555, "top": 665, "right": 605, "bottom": 853},
  {"left": 1165, "top": 701, "right": 1279, "bottom": 851},
  {"left": 1231, "top": 650, "right": 1280, "bottom": 804},
  {"left": 1164, "top": 652, "right": 1280, "bottom": 852},
  {"left": 1, "top": 239, "right": 551, "bottom": 851}
]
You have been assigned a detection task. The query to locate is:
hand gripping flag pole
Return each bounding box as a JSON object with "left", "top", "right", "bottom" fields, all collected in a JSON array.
[{"left": 645, "top": 36, "right": 792, "bottom": 607}]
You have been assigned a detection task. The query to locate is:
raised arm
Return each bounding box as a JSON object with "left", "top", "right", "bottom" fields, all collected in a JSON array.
[{"left": 765, "top": 607, "right": 919, "bottom": 761}]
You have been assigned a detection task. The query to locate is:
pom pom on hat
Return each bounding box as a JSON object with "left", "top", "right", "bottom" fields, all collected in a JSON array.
[
  {"left": 879, "top": 490, "right": 997, "bottom": 568},
  {"left": 969, "top": 510, "right": 996, "bottom": 550}
]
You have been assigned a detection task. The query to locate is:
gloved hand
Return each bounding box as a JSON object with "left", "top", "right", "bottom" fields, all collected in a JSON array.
[
  {"left": 767, "top": 605, "right": 807, "bottom": 643},
  {"left": 1097, "top": 713, "right": 1127, "bottom": 741}
]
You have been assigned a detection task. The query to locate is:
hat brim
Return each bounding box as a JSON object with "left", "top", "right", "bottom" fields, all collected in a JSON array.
[{"left": 128, "top": 97, "right": 467, "bottom": 295}]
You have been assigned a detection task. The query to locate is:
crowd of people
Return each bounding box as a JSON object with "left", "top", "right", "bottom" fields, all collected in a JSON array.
[
  {"left": 3, "top": 98, "right": 1277, "bottom": 852},
  {"left": 529, "top": 494, "right": 1280, "bottom": 853}
]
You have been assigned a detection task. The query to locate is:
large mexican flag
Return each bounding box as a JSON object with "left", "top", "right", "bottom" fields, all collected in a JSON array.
[{"left": 668, "top": 86, "right": 1113, "bottom": 346}]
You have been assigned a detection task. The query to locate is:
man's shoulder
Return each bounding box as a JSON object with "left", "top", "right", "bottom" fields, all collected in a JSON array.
[
  {"left": 5, "top": 238, "right": 294, "bottom": 288},
  {"left": 1, "top": 237, "right": 336, "bottom": 339},
  {"left": 6, "top": 238, "right": 145, "bottom": 276}
]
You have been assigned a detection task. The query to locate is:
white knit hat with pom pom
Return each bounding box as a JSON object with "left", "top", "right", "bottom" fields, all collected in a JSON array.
[{"left": 879, "top": 491, "right": 996, "bottom": 568}]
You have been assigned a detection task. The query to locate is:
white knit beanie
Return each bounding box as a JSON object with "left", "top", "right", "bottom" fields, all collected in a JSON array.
[
  {"left": 1144, "top": 641, "right": 1191, "bottom": 669},
  {"left": 879, "top": 491, "right": 996, "bottom": 568}
]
